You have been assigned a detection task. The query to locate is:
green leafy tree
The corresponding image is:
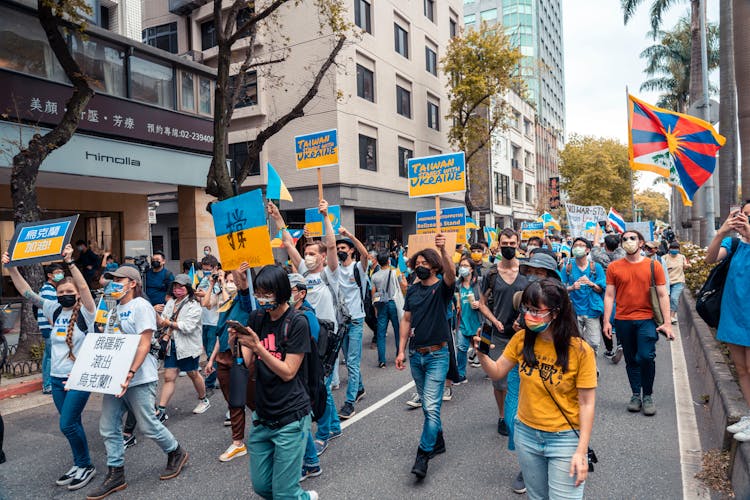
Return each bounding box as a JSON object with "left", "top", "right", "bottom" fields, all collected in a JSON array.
[
  {"left": 442, "top": 21, "right": 523, "bottom": 213},
  {"left": 559, "top": 135, "right": 635, "bottom": 219},
  {"left": 635, "top": 189, "right": 670, "bottom": 221}
]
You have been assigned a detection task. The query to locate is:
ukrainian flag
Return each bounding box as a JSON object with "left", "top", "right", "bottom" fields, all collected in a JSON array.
[
  {"left": 211, "top": 188, "right": 274, "bottom": 270},
  {"left": 94, "top": 296, "right": 109, "bottom": 324},
  {"left": 188, "top": 264, "right": 199, "bottom": 288},
  {"left": 266, "top": 162, "right": 293, "bottom": 202},
  {"left": 539, "top": 212, "right": 561, "bottom": 232}
]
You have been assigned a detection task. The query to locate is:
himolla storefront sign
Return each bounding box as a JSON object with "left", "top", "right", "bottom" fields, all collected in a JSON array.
[{"left": 0, "top": 70, "right": 213, "bottom": 153}]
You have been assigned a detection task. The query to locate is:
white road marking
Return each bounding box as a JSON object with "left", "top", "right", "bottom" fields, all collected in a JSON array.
[
  {"left": 671, "top": 325, "right": 710, "bottom": 499},
  {"left": 340, "top": 380, "right": 416, "bottom": 430}
]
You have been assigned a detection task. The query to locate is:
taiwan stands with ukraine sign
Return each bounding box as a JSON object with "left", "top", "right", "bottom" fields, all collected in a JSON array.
[
  {"left": 5, "top": 215, "right": 78, "bottom": 267},
  {"left": 416, "top": 207, "right": 467, "bottom": 244},
  {"left": 407, "top": 152, "right": 466, "bottom": 199}
]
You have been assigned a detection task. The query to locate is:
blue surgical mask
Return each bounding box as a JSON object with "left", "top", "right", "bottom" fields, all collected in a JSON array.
[
  {"left": 255, "top": 296, "right": 278, "bottom": 312},
  {"left": 669, "top": 249, "right": 679, "bottom": 255},
  {"left": 458, "top": 267, "right": 471, "bottom": 278},
  {"left": 52, "top": 272, "right": 64, "bottom": 282}
]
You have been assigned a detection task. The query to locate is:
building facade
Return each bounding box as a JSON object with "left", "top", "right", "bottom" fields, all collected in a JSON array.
[{"left": 142, "top": 0, "right": 464, "bottom": 250}]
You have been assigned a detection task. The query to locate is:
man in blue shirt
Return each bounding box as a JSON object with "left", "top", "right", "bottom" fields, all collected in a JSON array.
[
  {"left": 144, "top": 252, "right": 174, "bottom": 306},
  {"left": 562, "top": 237, "right": 606, "bottom": 354},
  {"left": 37, "top": 263, "right": 64, "bottom": 393}
]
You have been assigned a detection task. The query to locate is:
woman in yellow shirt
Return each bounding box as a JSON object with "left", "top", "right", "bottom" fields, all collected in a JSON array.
[{"left": 476, "top": 278, "right": 597, "bottom": 500}]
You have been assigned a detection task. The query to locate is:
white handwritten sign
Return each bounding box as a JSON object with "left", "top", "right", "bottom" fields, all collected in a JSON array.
[{"left": 66, "top": 334, "right": 140, "bottom": 395}]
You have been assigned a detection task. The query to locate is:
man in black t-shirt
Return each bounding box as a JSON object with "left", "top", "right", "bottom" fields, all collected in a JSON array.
[{"left": 395, "top": 233, "right": 456, "bottom": 480}]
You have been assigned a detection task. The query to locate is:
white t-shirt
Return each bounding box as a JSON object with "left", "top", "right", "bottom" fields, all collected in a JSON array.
[
  {"left": 201, "top": 302, "right": 219, "bottom": 327},
  {"left": 325, "top": 261, "right": 366, "bottom": 320},
  {"left": 298, "top": 261, "right": 338, "bottom": 330},
  {"left": 42, "top": 300, "right": 95, "bottom": 378},
  {"left": 110, "top": 297, "right": 158, "bottom": 387}
]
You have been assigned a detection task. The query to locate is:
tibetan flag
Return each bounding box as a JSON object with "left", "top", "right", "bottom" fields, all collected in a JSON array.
[
  {"left": 266, "top": 162, "right": 293, "bottom": 202},
  {"left": 211, "top": 189, "right": 274, "bottom": 270},
  {"left": 628, "top": 94, "right": 725, "bottom": 206},
  {"left": 608, "top": 207, "right": 626, "bottom": 234},
  {"left": 188, "top": 263, "right": 199, "bottom": 288},
  {"left": 466, "top": 217, "right": 479, "bottom": 230},
  {"left": 94, "top": 296, "right": 109, "bottom": 324}
]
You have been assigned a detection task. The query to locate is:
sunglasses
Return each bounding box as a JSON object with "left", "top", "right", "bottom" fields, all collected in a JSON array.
[{"left": 622, "top": 236, "right": 638, "bottom": 242}]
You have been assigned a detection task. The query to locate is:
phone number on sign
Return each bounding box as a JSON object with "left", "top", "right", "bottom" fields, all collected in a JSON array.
[{"left": 190, "top": 132, "right": 214, "bottom": 143}]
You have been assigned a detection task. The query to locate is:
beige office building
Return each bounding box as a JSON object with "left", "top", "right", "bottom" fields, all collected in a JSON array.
[{"left": 142, "top": 0, "right": 464, "bottom": 248}]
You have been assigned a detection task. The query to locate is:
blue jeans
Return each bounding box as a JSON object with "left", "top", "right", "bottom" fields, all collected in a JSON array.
[
  {"left": 615, "top": 319, "right": 658, "bottom": 396},
  {"left": 376, "top": 301, "right": 400, "bottom": 364},
  {"left": 100, "top": 381, "right": 179, "bottom": 467},
  {"left": 409, "top": 345, "right": 449, "bottom": 452},
  {"left": 315, "top": 373, "right": 341, "bottom": 442},
  {"left": 514, "top": 420, "right": 584, "bottom": 500},
  {"left": 202, "top": 325, "right": 218, "bottom": 386},
  {"left": 343, "top": 318, "right": 364, "bottom": 404},
  {"left": 456, "top": 333, "right": 471, "bottom": 380},
  {"left": 51, "top": 377, "right": 92, "bottom": 467},
  {"left": 249, "top": 413, "right": 313, "bottom": 500},
  {"left": 504, "top": 367, "right": 520, "bottom": 451},
  {"left": 41, "top": 333, "right": 52, "bottom": 390},
  {"left": 669, "top": 282, "right": 684, "bottom": 313}
]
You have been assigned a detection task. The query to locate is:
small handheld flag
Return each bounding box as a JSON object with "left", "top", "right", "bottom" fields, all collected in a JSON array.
[
  {"left": 266, "top": 162, "right": 293, "bottom": 202},
  {"left": 608, "top": 207, "right": 626, "bottom": 234},
  {"left": 94, "top": 296, "right": 109, "bottom": 324},
  {"left": 188, "top": 264, "right": 199, "bottom": 288}
]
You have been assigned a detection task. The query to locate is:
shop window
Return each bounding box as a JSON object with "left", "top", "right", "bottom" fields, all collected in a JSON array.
[
  {"left": 180, "top": 72, "right": 195, "bottom": 111},
  {"left": 130, "top": 54, "right": 175, "bottom": 109},
  {"left": 0, "top": 5, "right": 65, "bottom": 82},
  {"left": 70, "top": 33, "right": 127, "bottom": 97},
  {"left": 142, "top": 22, "right": 178, "bottom": 54},
  {"left": 199, "top": 77, "right": 212, "bottom": 114}
]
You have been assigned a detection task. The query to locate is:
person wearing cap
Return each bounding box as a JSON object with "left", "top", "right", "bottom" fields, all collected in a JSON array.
[
  {"left": 89, "top": 266, "right": 189, "bottom": 499},
  {"left": 154, "top": 274, "right": 209, "bottom": 422},
  {"left": 469, "top": 243, "right": 493, "bottom": 280},
  {"left": 561, "top": 238, "right": 606, "bottom": 354},
  {"left": 663, "top": 241, "right": 690, "bottom": 324},
  {"left": 644, "top": 240, "right": 671, "bottom": 291}
]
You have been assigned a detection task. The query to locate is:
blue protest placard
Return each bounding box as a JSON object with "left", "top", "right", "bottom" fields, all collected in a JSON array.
[
  {"left": 211, "top": 189, "right": 274, "bottom": 269},
  {"left": 304, "top": 205, "right": 341, "bottom": 237},
  {"left": 416, "top": 207, "right": 467, "bottom": 244},
  {"left": 6, "top": 215, "right": 79, "bottom": 267},
  {"left": 408, "top": 152, "right": 466, "bottom": 198}
]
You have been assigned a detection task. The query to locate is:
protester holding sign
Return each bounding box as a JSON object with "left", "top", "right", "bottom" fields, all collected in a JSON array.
[
  {"left": 89, "top": 266, "right": 188, "bottom": 500},
  {"left": 3, "top": 244, "right": 97, "bottom": 490}
]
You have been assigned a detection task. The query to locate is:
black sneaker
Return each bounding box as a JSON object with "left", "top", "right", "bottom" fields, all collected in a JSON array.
[
  {"left": 411, "top": 448, "right": 430, "bottom": 480},
  {"left": 355, "top": 388, "right": 366, "bottom": 403},
  {"left": 378, "top": 362, "right": 386, "bottom": 368},
  {"left": 512, "top": 471, "right": 526, "bottom": 494},
  {"left": 603, "top": 350, "right": 615, "bottom": 360},
  {"left": 123, "top": 433, "right": 137, "bottom": 450},
  {"left": 612, "top": 346, "right": 624, "bottom": 365},
  {"left": 160, "top": 445, "right": 188, "bottom": 480},
  {"left": 56, "top": 466, "right": 79, "bottom": 486},
  {"left": 68, "top": 465, "right": 96, "bottom": 491},
  {"left": 0, "top": 450, "right": 5, "bottom": 464},
  {"left": 86, "top": 466, "right": 126, "bottom": 500},
  {"left": 155, "top": 408, "right": 168, "bottom": 423},
  {"left": 339, "top": 402, "right": 356, "bottom": 419},
  {"left": 497, "top": 418, "right": 509, "bottom": 436}
]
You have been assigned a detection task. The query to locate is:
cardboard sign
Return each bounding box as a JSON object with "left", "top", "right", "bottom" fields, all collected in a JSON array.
[
  {"left": 565, "top": 203, "right": 607, "bottom": 238},
  {"left": 295, "top": 129, "right": 339, "bottom": 170},
  {"left": 211, "top": 189, "right": 274, "bottom": 269},
  {"left": 66, "top": 333, "right": 140, "bottom": 395},
  {"left": 406, "top": 232, "right": 458, "bottom": 258},
  {"left": 304, "top": 205, "right": 341, "bottom": 237},
  {"left": 6, "top": 215, "right": 78, "bottom": 267},
  {"left": 521, "top": 221, "right": 545, "bottom": 241},
  {"left": 416, "top": 207, "right": 467, "bottom": 244},
  {"left": 626, "top": 221, "right": 655, "bottom": 241},
  {"left": 408, "top": 152, "right": 466, "bottom": 198}
]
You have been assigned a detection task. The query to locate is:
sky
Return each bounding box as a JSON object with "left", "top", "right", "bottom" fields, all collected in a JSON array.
[{"left": 562, "top": 0, "right": 719, "bottom": 193}]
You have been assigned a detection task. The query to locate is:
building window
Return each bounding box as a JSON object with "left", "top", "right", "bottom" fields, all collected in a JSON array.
[
  {"left": 354, "top": 0, "right": 372, "bottom": 34},
  {"left": 525, "top": 183, "right": 534, "bottom": 204},
  {"left": 514, "top": 180, "right": 522, "bottom": 201},
  {"left": 425, "top": 46, "right": 437, "bottom": 76},
  {"left": 180, "top": 72, "right": 195, "bottom": 111},
  {"left": 480, "top": 8, "right": 498, "bottom": 22},
  {"left": 0, "top": 6, "right": 67, "bottom": 82},
  {"left": 450, "top": 17, "right": 457, "bottom": 38},
  {"left": 130, "top": 54, "right": 175, "bottom": 109},
  {"left": 168, "top": 228, "right": 180, "bottom": 261},
  {"left": 394, "top": 23, "right": 409, "bottom": 58},
  {"left": 199, "top": 77, "right": 212, "bottom": 114},
  {"left": 229, "top": 72, "right": 258, "bottom": 108},
  {"left": 398, "top": 145, "right": 413, "bottom": 178},
  {"left": 142, "top": 22, "right": 178, "bottom": 54},
  {"left": 424, "top": 0, "right": 435, "bottom": 22},
  {"left": 356, "top": 64, "right": 374, "bottom": 102},
  {"left": 496, "top": 173, "right": 510, "bottom": 206},
  {"left": 427, "top": 100, "right": 440, "bottom": 130},
  {"left": 359, "top": 134, "right": 377, "bottom": 171},
  {"left": 396, "top": 85, "right": 411, "bottom": 118},
  {"left": 201, "top": 19, "right": 217, "bottom": 50},
  {"left": 236, "top": 6, "right": 255, "bottom": 33},
  {"left": 464, "top": 13, "right": 476, "bottom": 28},
  {"left": 70, "top": 34, "right": 127, "bottom": 98},
  {"left": 228, "top": 142, "right": 260, "bottom": 176}
]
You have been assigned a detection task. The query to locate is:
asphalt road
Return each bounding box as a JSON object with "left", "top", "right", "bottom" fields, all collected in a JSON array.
[{"left": 0, "top": 328, "right": 685, "bottom": 499}]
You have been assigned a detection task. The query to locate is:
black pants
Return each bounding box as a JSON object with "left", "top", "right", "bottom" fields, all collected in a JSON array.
[
  {"left": 123, "top": 410, "right": 137, "bottom": 435},
  {"left": 0, "top": 412, "right": 5, "bottom": 462},
  {"left": 600, "top": 314, "right": 622, "bottom": 352}
]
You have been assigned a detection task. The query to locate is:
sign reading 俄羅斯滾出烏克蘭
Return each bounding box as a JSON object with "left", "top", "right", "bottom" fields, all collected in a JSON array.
[
  {"left": 295, "top": 129, "right": 339, "bottom": 170},
  {"left": 416, "top": 207, "right": 467, "bottom": 244},
  {"left": 66, "top": 333, "right": 141, "bottom": 395},
  {"left": 408, "top": 152, "right": 466, "bottom": 198},
  {"left": 6, "top": 215, "right": 79, "bottom": 267}
]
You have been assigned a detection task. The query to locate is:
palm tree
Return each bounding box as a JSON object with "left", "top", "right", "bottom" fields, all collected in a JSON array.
[
  {"left": 639, "top": 17, "right": 719, "bottom": 114},
  {"left": 719, "top": 0, "right": 738, "bottom": 218},
  {"left": 734, "top": 0, "right": 750, "bottom": 201}
]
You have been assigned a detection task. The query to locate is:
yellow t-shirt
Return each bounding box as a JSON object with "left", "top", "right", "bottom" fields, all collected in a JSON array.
[{"left": 502, "top": 330, "right": 597, "bottom": 432}]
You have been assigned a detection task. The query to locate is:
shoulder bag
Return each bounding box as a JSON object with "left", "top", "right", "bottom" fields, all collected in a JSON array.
[{"left": 648, "top": 259, "right": 664, "bottom": 327}]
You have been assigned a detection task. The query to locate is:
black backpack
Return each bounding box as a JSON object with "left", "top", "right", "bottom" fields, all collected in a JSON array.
[
  {"left": 696, "top": 237, "right": 740, "bottom": 328},
  {"left": 251, "top": 309, "right": 327, "bottom": 422},
  {"left": 52, "top": 305, "right": 90, "bottom": 334},
  {"left": 353, "top": 265, "right": 377, "bottom": 332}
]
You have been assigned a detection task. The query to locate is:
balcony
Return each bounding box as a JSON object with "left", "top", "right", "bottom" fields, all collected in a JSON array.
[{"left": 169, "top": 0, "right": 210, "bottom": 15}]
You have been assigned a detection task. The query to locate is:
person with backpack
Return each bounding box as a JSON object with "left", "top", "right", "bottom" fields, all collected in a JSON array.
[
  {"left": 590, "top": 234, "right": 625, "bottom": 363},
  {"left": 231, "top": 265, "right": 319, "bottom": 500},
  {"left": 3, "top": 245, "right": 97, "bottom": 491},
  {"left": 37, "top": 262, "right": 65, "bottom": 394},
  {"left": 663, "top": 241, "right": 690, "bottom": 324},
  {"left": 561, "top": 238, "right": 606, "bottom": 354},
  {"left": 706, "top": 202, "right": 750, "bottom": 440},
  {"left": 371, "top": 251, "right": 404, "bottom": 368},
  {"left": 143, "top": 251, "right": 174, "bottom": 307}
]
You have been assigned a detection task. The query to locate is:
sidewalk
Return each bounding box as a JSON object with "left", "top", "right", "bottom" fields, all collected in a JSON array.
[{"left": 0, "top": 372, "right": 42, "bottom": 400}]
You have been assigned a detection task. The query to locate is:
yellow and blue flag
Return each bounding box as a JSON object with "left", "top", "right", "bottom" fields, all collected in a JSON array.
[
  {"left": 211, "top": 189, "right": 274, "bottom": 270},
  {"left": 465, "top": 217, "right": 479, "bottom": 230},
  {"left": 94, "top": 296, "right": 109, "bottom": 324},
  {"left": 266, "top": 162, "right": 293, "bottom": 202},
  {"left": 538, "top": 212, "right": 561, "bottom": 232},
  {"left": 188, "top": 263, "right": 199, "bottom": 288},
  {"left": 628, "top": 94, "right": 725, "bottom": 206}
]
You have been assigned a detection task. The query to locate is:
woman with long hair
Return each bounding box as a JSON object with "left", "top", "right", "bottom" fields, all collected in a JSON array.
[
  {"left": 155, "top": 274, "right": 208, "bottom": 422},
  {"left": 476, "top": 278, "right": 596, "bottom": 499},
  {"left": 455, "top": 255, "right": 481, "bottom": 383},
  {"left": 2, "top": 244, "right": 97, "bottom": 490}
]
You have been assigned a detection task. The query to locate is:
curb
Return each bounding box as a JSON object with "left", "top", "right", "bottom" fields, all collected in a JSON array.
[{"left": 0, "top": 377, "right": 42, "bottom": 400}]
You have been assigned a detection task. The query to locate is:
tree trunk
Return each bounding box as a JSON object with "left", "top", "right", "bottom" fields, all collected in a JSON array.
[
  {"left": 734, "top": 0, "right": 750, "bottom": 201},
  {"left": 719, "top": 0, "right": 738, "bottom": 218},
  {"left": 205, "top": 37, "right": 234, "bottom": 200},
  {"left": 687, "top": 0, "right": 704, "bottom": 243}
]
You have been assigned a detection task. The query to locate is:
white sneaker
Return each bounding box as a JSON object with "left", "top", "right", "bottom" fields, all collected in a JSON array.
[
  {"left": 443, "top": 386, "right": 453, "bottom": 401},
  {"left": 179, "top": 371, "right": 187, "bottom": 377},
  {"left": 308, "top": 491, "right": 319, "bottom": 500},
  {"left": 728, "top": 416, "right": 750, "bottom": 434},
  {"left": 406, "top": 393, "right": 421, "bottom": 408},
  {"left": 219, "top": 443, "right": 247, "bottom": 462},
  {"left": 735, "top": 428, "right": 750, "bottom": 442},
  {"left": 56, "top": 466, "right": 79, "bottom": 486},
  {"left": 193, "top": 397, "right": 211, "bottom": 414}
]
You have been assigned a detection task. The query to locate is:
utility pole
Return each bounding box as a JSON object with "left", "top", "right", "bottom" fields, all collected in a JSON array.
[{"left": 700, "top": 0, "right": 717, "bottom": 243}]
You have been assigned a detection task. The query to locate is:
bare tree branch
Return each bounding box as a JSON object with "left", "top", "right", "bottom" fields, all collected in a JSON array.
[{"left": 230, "top": 0, "right": 289, "bottom": 46}]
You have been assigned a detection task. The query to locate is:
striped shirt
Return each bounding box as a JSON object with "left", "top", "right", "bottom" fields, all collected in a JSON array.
[{"left": 37, "top": 282, "right": 57, "bottom": 335}]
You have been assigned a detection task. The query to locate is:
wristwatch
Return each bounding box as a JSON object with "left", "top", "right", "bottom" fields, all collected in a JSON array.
[{"left": 128, "top": 369, "right": 136, "bottom": 376}]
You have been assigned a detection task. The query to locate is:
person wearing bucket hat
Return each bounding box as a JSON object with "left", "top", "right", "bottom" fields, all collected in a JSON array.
[
  {"left": 520, "top": 253, "right": 561, "bottom": 282},
  {"left": 154, "top": 274, "right": 209, "bottom": 423}
]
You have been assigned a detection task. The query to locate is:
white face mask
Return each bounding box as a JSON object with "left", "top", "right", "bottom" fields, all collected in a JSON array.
[
  {"left": 622, "top": 240, "right": 640, "bottom": 254},
  {"left": 572, "top": 247, "right": 587, "bottom": 259},
  {"left": 224, "top": 282, "right": 237, "bottom": 294},
  {"left": 304, "top": 255, "right": 319, "bottom": 269}
]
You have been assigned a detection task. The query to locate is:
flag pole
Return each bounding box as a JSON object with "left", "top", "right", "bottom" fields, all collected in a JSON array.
[
  {"left": 699, "top": 0, "right": 716, "bottom": 242},
  {"left": 435, "top": 195, "right": 441, "bottom": 233},
  {"left": 317, "top": 168, "right": 323, "bottom": 202},
  {"left": 626, "top": 86, "right": 636, "bottom": 220}
]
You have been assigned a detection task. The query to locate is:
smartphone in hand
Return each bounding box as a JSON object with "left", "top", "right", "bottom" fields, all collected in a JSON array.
[
  {"left": 477, "top": 323, "right": 493, "bottom": 355},
  {"left": 226, "top": 320, "right": 250, "bottom": 335}
]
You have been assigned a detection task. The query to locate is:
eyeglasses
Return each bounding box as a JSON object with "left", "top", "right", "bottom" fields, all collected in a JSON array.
[
  {"left": 622, "top": 236, "right": 638, "bottom": 242},
  {"left": 521, "top": 306, "right": 553, "bottom": 318}
]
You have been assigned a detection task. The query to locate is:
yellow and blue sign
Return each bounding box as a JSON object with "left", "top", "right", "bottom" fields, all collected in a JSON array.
[
  {"left": 520, "top": 221, "right": 545, "bottom": 241},
  {"left": 295, "top": 129, "right": 339, "bottom": 170},
  {"left": 211, "top": 189, "right": 274, "bottom": 270},
  {"left": 408, "top": 152, "right": 466, "bottom": 198},
  {"left": 416, "top": 207, "right": 467, "bottom": 244},
  {"left": 7, "top": 215, "right": 78, "bottom": 267},
  {"left": 304, "top": 205, "right": 341, "bottom": 238}
]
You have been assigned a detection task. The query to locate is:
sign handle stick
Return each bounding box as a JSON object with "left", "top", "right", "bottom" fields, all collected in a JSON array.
[
  {"left": 435, "top": 196, "right": 441, "bottom": 233},
  {"left": 317, "top": 168, "right": 323, "bottom": 201}
]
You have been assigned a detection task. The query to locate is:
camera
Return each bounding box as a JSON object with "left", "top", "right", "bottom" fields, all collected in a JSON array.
[
  {"left": 133, "top": 255, "right": 150, "bottom": 274},
  {"left": 587, "top": 447, "right": 598, "bottom": 472}
]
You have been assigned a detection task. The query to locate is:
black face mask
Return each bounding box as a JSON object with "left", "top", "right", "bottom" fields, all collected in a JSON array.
[
  {"left": 152, "top": 262, "right": 162, "bottom": 269},
  {"left": 415, "top": 266, "right": 432, "bottom": 280},
  {"left": 500, "top": 246, "right": 516, "bottom": 260},
  {"left": 57, "top": 294, "right": 77, "bottom": 308},
  {"left": 337, "top": 251, "right": 349, "bottom": 262}
]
